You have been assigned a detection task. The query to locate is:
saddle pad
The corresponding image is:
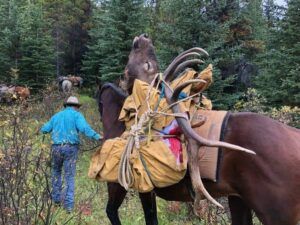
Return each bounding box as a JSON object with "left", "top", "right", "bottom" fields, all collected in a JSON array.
[{"left": 191, "top": 109, "right": 228, "bottom": 182}]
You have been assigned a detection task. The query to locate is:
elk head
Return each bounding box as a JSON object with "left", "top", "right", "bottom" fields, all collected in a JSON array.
[{"left": 124, "top": 33, "right": 159, "bottom": 93}]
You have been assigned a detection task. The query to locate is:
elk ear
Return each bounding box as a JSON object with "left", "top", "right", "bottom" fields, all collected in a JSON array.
[
  {"left": 124, "top": 69, "right": 129, "bottom": 79},
  {"left": 133, "top": 37, "right": 139, "bottom": 49},
  {"left": 143, "top": 61, "right": 155, "bottom": 74}
]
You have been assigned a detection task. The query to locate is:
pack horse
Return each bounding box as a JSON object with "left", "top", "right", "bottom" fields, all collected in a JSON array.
[
  {"left": 58, "top": 76, "right": 83, "bottom": 93},
  {"left": 0, "top": 84, "right": 30, "bottom": 103},
  {"left": 95, "top": 34, "right": 300, "bottom": 225}
]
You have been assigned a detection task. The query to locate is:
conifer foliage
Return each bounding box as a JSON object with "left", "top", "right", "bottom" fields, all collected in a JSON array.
[
  {"left": 82, "top": 0, "right": 147, "bottom": 83},
  {"left": 274, "top": 0, "right": 300, "bottom": 106},
  {"left": 0, "top": 0, "right": 298, "bottom": 109},
  {"left": 255, "top": 0, "right": 300, "bottom": 106},
  {"left": 18, "top": 2, "right": 54, "bottom": 89},
  {"left": 0, "top": 0, "right": 54, "bottom": 89}
]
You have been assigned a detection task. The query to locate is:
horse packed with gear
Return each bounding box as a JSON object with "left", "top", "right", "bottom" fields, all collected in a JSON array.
[
  {"left": 91, "top": 34, "right": 300, "bottom": 225},
  {"left": 0, "top": 84, "right": 30, "bottom": 103},
  {"left": 57, "top": 75, "right": 83, "bottom": 93}
]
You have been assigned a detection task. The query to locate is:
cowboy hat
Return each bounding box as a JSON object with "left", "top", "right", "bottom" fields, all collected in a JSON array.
[{"left": 64, "top": 96, "right": 82, "bottom": 107}]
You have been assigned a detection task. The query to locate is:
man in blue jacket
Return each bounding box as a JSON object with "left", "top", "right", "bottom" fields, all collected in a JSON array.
[{"left": 41, "top": 96, "right": 101, "bottom": 213}]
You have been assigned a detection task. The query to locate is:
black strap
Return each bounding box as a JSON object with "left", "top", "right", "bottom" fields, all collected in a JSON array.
[{"left": 215, "top": 112, "right": 231, "bottom": 182}]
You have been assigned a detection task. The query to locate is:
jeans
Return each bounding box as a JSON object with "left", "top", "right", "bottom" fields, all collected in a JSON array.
[{"left": 51, "top": 144, "right": 78, "bottom": 210}]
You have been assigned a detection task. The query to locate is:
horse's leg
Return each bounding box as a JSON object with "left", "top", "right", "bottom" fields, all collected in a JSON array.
[
  {"left": 106, "top": 182, "right": 127, "bottom": 225},
  {"left": 230, "top": 187, "right": 298, "bottom": 225},
  {"left": 227, "top": 172, "right": 299, "bottom": 225},
  {"left": 139, "top": 192, "right": 158, "bottom": 225},
  {"left": 228, "top": 196, "right": 253, "bottom": 225},
  {"left": 247, "top": 198, "right": 299, "bottom": 225}
]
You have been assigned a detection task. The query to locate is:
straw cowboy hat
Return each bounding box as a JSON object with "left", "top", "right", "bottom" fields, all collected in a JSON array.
[{"left": 64, "top": 96, "right": 82, "bottom": 107}]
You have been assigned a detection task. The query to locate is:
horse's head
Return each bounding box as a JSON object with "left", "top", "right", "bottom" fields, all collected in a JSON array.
[
  {"left": 96, "top": 83, "right": 128, "bottom": 140},
  {"left": 124, "top": 34, "right": 159, "bottom": 93}
]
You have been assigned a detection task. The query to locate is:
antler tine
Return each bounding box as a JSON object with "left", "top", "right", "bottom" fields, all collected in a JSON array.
[
  {"left": 163, "top": 47, "right": 209, "bottom": 83},
  {"left": 173, "top": 59, "right": 205, "bottom": 78},
  {"left": 167, "top": 81, "right": 256, "bottom": 154},
  {"left": 188, "top": 142, "right": 223, "bottom": 208},
  {"left": 173, "top": 79, "right": 207, "bottom": 97},
  {"left": 163, "top": 52, "right": 201, "bottom": 82},
  {"left": 173, "top": 47, "right": 209, "bottom": 62}
]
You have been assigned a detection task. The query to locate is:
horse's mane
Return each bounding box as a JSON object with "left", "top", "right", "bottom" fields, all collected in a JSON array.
[
  {"left": 96, "top": 82, "right": 128, "bottom": 118},
  {"left": 98, "top": 83, "right": 127, "bottom": 100}
]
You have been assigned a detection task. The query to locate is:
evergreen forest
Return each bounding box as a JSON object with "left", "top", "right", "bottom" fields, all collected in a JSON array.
[{"left": 0, "top": 0, "right": 299, "bottom": 109}]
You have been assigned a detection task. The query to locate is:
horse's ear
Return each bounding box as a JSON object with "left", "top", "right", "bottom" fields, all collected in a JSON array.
[
  {"left": 96, "top": 77, "right": 102, "bottom": 92},
  {"left": 96, "top": 77, "right": 102, "bottom": 87},
  {"left": 94, "top": 77, "right": 102, "bottom": 99}
]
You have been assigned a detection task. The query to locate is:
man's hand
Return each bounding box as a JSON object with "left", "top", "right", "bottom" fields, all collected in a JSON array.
[{"left": 94, "top": 133, "right": 102, "bottom": 141}]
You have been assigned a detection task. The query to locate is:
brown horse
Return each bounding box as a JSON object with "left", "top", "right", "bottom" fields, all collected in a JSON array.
[
  {"left": 97, "top": 82, "right": 300, "bottom": 225},
  {"left": 96, "top": 83, "right": 159, "bottom": 225},
  {"left": 96, "top": 34, "right": 300, "bottom": 225},
  {"left": 14, "top": 86, "right": 30, "bottom": 100},
  {"left": 0, "top": 85, "right": 30, "bottom": 103}
]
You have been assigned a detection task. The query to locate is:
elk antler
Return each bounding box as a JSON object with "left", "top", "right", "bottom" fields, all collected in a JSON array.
[
  {"left": 171, "top": 80, "right": 255, "bottom": 154},
  {"left": 163, "top": 50, "right": 255, "bottom": 154},
  {"left": 162, "top": 48, "right": 255, "bottom": 208},
  {"left": 173, "top": 59, "right": 205, "bottom": 77},
  {"left": 164, "top": 48, "right": 209, "bottom": 82}
]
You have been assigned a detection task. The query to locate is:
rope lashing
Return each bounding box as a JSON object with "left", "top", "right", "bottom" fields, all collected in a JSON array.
[{"left": 118, "top": 75, "right": 206, "bottom": 190}]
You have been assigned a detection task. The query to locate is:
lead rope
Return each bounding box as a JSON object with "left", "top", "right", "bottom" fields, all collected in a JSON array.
[{"left": 118, "top": 89, "right": 150, "bottom": 189}]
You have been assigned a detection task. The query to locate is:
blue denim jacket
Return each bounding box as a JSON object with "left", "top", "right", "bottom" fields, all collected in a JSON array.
[{"left": 41, "top": 107, "right": 100, "bottom": 144}]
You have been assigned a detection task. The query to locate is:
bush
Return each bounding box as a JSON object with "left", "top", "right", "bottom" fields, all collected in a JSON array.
[
  {"left": 268, "top": 106, "right": 300, "bottom": 128},
  {"left": 234, "top": 88, "right": 299, "bottom": 128},
  {"left": 0, "top": 87, "right": 104, "bottom": 225},
  {"left": 0, "top": 104, "right": 54, "bottom": 225}
]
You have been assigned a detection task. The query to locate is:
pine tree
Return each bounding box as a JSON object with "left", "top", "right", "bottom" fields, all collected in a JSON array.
[
  {"left": 62, "top": 0, "right": 92, "bottom": 75},
  {"left": 255, "top": 0, "right": 299, "bottom": 106},
  {"left": 17, "top": 2, "right": 55, "bottom": 90},
  {"left": 155, "top": 0, "right": 204, "bottom": 69},
  {"left": 206, "top": 0, "right": 269, "bottom": 109},
  {"left": 0, "top": 0, "right": 23, "bottom": 83},
  {"left": 81, "top": 5, "right": 104, "bottom": 84},
  {"left": 82, "top": 0, "right": 147, "bottom": 83},
  {"left": 154, "top": 0, "right": 268, "bottom": 109},
  {"left": 43, "top": 0, "right": 91, "bottom": 77},
  {"left": 155, "top": 0, "right": 245, "bottom": 109},
  {"left": 278, "top": 0, "right": 300, "bottom": 105}
]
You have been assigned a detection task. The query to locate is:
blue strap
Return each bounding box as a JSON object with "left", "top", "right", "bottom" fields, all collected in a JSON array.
[
  {"left": 159, "top": 83, "right": 187, "bottom": 100},
  {"left": 159, "top": 83, "right": 165, "bottom": 99}
]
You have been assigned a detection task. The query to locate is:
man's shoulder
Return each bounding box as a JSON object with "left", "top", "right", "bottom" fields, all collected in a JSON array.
[
  {"left": 54, "top": 109, "right": 67, "bottom": 116},
  {"left": 54, "top": 108, "right": 77, "bottom": 117},
  {"left": 66, "top": 108, "right": 84, "bottom": 118},
  {"left": 55, "top": 107, "right": 85, "bottom": 120},
  {"left": 75, "top": 111, "right": 85, "bottom": 119}
]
